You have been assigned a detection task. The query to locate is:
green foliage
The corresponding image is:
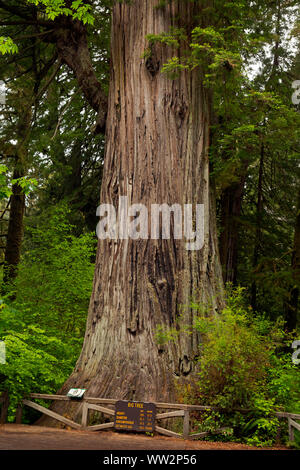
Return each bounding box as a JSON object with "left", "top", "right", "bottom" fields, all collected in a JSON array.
[
  {"left": 0, "top": 166, "right": 38, "bottom": 200},
  {"left": 26, "top": 0, "right": 95, "bottom": 24},
  {"left": 193, "top": 287, "right": 282, "bottom": 409},
  {"left": 267, "top": 354, "right": 300, "bottom": 414},
  {"left": 147, "top": 28, "right": 188, "bottom": 49},
  {"left": 0, "top": 165, "right": 11, "bottom": 200},
  {"left": 14, "top": 203, "right": 95, "bottom": 336},
  {"left": 0, "top": 0, "right": 299, "bottom": 444},
  {"left": 145, "top": 0, "right": 265, "bottom": 81},
  {"left": 0, "top": 302, "right": 79, "bottom": 420},
  {"left": 12, "top": 177, "right": 38, "bottom": 195},
  {"left": 155, "top": 324, "right": 179, "bottom": 345},
  {"left": 0, "top": 1, "right": 95, "bottom": 57},
  {"left": 0, "top": 37, "right": 18, "bottom": 55},
  {"left": 0, "top": 204, "right": 96, "bottom": 420}
]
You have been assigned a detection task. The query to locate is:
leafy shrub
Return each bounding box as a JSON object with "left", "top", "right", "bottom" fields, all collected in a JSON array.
[
  {"left": 14, "top": 203, "right": 95, "bottom": 337},
  {"left": 176, "top": 287, "right": 300, "bottom": 446},
  {"left": 192, "top": 288, "right": 283, "bottom": 409},
  {"left": 0, "top": 302, "right": 81, "bottom": 421},
  {"left": 0, "top": 204, "right": 96, "bottom": 421}
]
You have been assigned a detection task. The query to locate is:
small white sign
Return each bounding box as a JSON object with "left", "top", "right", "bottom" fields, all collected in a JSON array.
[
  {"left": 292, "top": 80, "right": 300, "bottom": 105},
  {"left": 67, "top": 388, "right": 86, "bottom": 398},
  {"left": 292, "top": 340, "right": 300, "bottom": 365},
  {"left": 0, "top": 341, "right": 6, "bottom": 364},
  {"left": 0, "top": 81, "right": 6, "bottom": 105}
]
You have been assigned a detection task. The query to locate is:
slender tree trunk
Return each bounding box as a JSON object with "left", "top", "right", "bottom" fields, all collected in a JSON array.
[
  {"left": 284, "top": 188, "right": 300, "bottom": 331},
  {"left": 2, "top": 170, "right": 25, "bottom": 294},
  {"left": 2, "top": 108, "right": 31, "bottom": 296},
  {"left": 47, "top": 0, "right": 224, "bottom": 423},
  {"left": 63, "top": 138, "right": 82, "bottom": 199},
  {"left": 251, "top": 141, "right": 264, "bottom": 311},
  {"left": 219, "top": 164, "right": 248, "bottom": 284}
]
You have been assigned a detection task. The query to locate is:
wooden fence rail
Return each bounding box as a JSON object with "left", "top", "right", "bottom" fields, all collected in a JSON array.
[
  {"left": 1, "top": 392, "right": 300, "bottom": 443},
  {"left": 288, "top": 417, "right": 300, "bottom": 442}
]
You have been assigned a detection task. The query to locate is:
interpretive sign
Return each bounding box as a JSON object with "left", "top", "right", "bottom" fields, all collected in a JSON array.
[{"left": 114, "top": 400, "right": 156, "bottom": 433}]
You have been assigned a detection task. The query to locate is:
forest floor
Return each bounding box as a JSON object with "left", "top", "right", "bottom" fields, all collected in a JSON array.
[{"left": 0, "top": 424, "right": 289, "bottom": 450}]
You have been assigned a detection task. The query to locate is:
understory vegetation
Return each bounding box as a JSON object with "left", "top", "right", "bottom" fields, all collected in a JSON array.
[
  {"left": 0, "top": 205, "right": 95, "bottom": 420},
  {"left": 175, "top": 288, "right": 300, "bottom": 447},
  {"left": 0, "top": 207, "right": 299, "bottom": 446}
]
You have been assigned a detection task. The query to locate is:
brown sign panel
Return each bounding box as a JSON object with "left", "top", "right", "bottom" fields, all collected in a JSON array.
[{"left": 114, "top": 400, "right": 156, "bottom": 433}]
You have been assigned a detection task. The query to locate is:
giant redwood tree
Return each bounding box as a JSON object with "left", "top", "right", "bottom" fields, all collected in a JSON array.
[
  {"left": 58, "top": 0, "right": 224, "bottom": 409},
  {"left": 1, "top": 0, "right": 225, "bottom": 413}
]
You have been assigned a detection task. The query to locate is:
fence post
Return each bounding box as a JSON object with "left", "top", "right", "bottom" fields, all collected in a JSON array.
[
  {"left": 183, "top": 410, "right": 190, "bottom": 439},
  {"left": 0, "top": 391, "right": 9, "bottom": 424},
  {"left": 81, "top": 401, "right": 88, "bottom": 428},
  {"left": 288, "top": 417, "right": 295, "bottom": 442},
  {"left": 15, "top": 404, "right": 23, "bottom": 424}
]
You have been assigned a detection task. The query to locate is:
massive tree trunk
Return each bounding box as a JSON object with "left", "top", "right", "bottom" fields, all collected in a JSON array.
[{"left": 49, "top": 0, "right": 223, "bottom": 421}]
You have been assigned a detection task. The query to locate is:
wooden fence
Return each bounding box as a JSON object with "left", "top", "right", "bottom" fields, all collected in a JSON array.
[{"left": 1, "top": 392, "right": 300, "bottom": 442}]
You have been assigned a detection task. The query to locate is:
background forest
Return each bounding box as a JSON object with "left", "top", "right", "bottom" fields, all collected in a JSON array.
[{"left": 0, "top": 0, "right": 299, "bottom": 447}]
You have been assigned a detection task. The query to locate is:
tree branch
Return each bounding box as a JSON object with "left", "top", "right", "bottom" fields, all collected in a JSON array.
[
  {"left": 0, "top": 3, "right": 108, "bottom": 134},
  {"left": 0, "top": 20, "right": 54, "bottom": 27},
  {"left": 0, "top": 198, "right": 11, "bottom": 221},
  {"left": 34, "top": 58, "right": 62, "bottom": 104},
  {"left": 0, "top": 1, "right": 52, "bottom": 26},
  {"left": 0, "top": 1, "right": 32, "bottom": 21},
  {"left": 13, "top": 29, "right": 56, "bottom": 41},
  {"left": 53, "top": 17, "right": 108, "bottom": 134},
  {"left": 51, "top": 86, "right": 82, "bottom": 140}
]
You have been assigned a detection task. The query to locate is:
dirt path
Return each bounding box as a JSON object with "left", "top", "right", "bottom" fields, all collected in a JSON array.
[{"left": 0, "top": 424, "right": 288, "bottom": 450}]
